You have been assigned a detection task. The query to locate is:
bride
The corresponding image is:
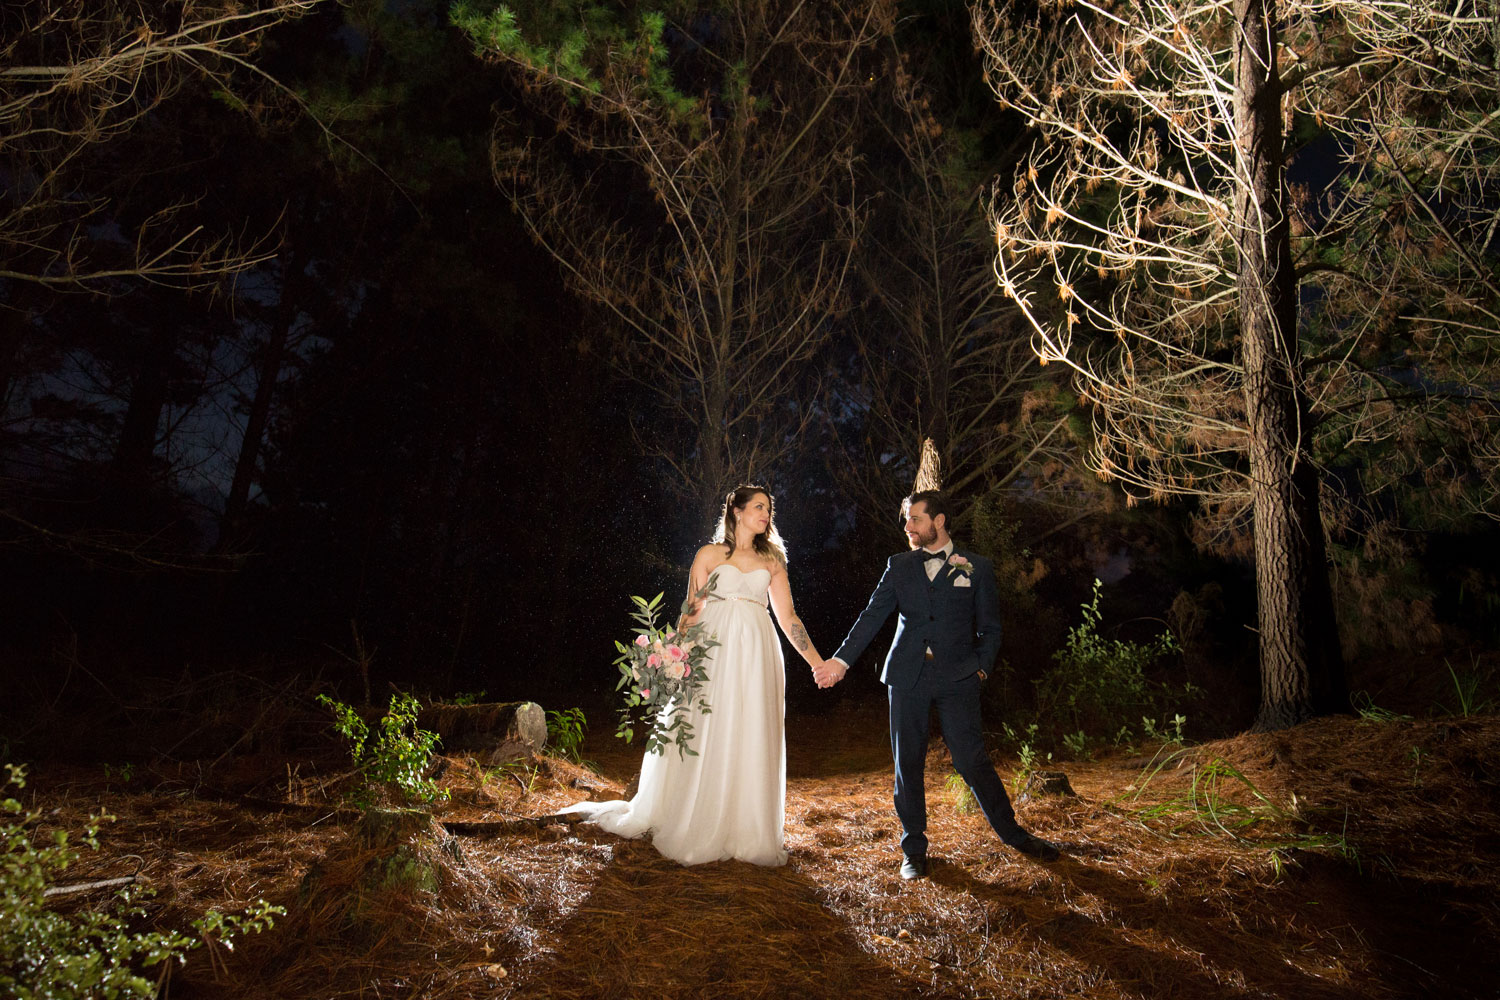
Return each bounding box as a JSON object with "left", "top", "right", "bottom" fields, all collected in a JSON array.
[{"left": 559, "top": 484, "right": 830, "bottom": 866}]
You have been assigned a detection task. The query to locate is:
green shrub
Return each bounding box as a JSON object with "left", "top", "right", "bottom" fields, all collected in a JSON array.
[
  {"left": 1036, "top": 579, "right": 1184, "bottom": 747},
  {"left": 317, "top": 692, "right": 449, "bottom": 810},
  {"left": 944, "top": 771, "right": 977, "bottom": 815},
  {"left": 0, "top": 765, "right": 282, "bottom": 999},
  {"left": 546, "top": 708, "right": 588, "bottom": 764}
]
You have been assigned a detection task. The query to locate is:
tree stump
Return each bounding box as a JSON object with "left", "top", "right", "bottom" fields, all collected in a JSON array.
[
  {"left": 357, "top": 808, "right": 441, "bottom": 850},
  {"left": 1020, "top": 770, "right": 1076, "bottom": 802},
  {"left": 418, "top": 701, "right": 547, "bottom": 764}
]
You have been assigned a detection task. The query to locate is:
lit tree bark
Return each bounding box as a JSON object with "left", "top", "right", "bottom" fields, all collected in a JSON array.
[{"left": 1231, "top": 0, "right": 1343, "bottom": 728}]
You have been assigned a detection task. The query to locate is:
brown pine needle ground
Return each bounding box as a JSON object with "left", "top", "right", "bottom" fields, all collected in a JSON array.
[{"left": 18, "top": 704, "right": 1500, "bottom": 999}]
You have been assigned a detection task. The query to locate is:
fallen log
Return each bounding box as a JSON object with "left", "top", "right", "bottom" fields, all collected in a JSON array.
[
  {"left": 44, "top": 875, "right": 139, "bottom": 898},
  {"left": 440, "top": 816, "right": 573, "bottom": 837},
  {"left": 418, "top": 701, "right": 547, "bottom": 764}
]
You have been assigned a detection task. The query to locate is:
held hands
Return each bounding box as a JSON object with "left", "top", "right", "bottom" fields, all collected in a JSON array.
[{"left": 811, "top": 656, "right": 846, "bottom": 689}]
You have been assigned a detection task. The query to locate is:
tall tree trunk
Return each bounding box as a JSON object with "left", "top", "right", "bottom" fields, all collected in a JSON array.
[
  {"left": 696, "top": 379, "right": 731, "bottom": 523},
  {"left": 1233, "top": 0, "right": 1346, "bottom": 731},
  {"left": 220, "top": 226, "right": 306, "bottom": 547},
  {"left": 0, "top": 307, "right": 26, "bottom": 414},
  {"left": 114, "top": 325, "right": 175, "bottom": 482}
]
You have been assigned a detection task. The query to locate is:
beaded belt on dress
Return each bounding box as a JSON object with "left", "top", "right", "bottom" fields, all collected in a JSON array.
[{"left": 727, "top": 595, "right": 767, "bottom": 608}]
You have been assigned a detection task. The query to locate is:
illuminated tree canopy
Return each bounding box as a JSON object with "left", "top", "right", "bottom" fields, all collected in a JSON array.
[{"left": 974, "top": 0, "right": 1500, "bottom": 728}]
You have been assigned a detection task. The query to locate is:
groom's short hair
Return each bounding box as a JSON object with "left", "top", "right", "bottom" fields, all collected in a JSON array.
[{"left": 903, "top": 489, "right": 951, "bottom": 528}]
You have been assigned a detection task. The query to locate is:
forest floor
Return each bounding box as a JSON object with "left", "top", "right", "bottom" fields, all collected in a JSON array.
[{"left": 17, "top": 701, "right": 1500, "bottom": 1000}]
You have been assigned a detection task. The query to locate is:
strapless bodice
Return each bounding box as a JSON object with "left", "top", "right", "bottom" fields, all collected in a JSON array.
[{"left": 707, "top": 563, "right": 771, "bottom": 603}]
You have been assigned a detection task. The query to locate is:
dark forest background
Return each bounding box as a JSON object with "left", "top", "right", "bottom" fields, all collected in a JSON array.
[{"left": 4, "top": 0, "right": 1498, "bottom": 762}]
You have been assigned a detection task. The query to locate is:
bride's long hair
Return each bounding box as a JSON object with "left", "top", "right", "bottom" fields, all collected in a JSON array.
[{"left": 712, "top": 484, "right": 787, "bottom": 565}]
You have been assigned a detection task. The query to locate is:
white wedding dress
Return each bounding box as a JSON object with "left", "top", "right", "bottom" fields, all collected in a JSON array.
[{"left": 559, "top": 564, "right": 788, "bottom": 866}]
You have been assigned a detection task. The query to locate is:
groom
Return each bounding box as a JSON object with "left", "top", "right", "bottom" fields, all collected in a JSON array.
[{"left": 821, "top": 490, "right": 1059, "bottom": 878}]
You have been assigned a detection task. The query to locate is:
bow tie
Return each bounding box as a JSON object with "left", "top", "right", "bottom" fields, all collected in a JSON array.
[{"left": 922, "top": 550, "right": 948, "bottom": 562}]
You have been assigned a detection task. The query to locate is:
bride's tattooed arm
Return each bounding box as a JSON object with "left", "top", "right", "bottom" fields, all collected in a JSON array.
[
  {"left": 768, "top": 564, "right": 827, "bottom": 672},
  {"left": 788, "top": 619, "right": 812, "bottom": 652}
]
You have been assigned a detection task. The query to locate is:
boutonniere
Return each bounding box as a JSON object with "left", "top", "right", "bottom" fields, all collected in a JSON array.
[{"left": 946, "top": 554, "right": 973, "bottom": 576}]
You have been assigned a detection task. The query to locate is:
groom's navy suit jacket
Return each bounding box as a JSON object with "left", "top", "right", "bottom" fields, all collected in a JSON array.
[{"left": 834, "top": 547, "right": 1003, "bottom": 689}]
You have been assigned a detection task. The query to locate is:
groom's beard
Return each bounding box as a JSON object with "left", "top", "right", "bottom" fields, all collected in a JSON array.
[{"left": 907, "top": 526, "right": 938, "bottom": 550}]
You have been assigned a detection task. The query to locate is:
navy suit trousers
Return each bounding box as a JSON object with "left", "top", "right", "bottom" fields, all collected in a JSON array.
[{"left": 889, "top": 665, "right": 1022, "bottom": 859}]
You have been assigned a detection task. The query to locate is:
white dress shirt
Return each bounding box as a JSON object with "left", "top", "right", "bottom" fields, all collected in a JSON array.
[{"left": 921, "top": 542, "right": 952, "bottom": 581}]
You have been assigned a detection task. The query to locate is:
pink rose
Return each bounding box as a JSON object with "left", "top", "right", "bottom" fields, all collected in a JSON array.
[
  {"left": 647, "top": 653, "right": 661, "bottom": 668},
  {"left": 640, "top": 688, "right": 651, "bottom": 699},
  {"left": 634, "top": 634, "right": 649, "bottom": 647},
  {"left": 665, "top": 644, "right": 685, "bottom": 660},
  {"left": 948, "top": 554, "right": 969, "bottom": 566}
]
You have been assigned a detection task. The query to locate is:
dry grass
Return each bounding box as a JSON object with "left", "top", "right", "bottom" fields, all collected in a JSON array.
[{"left": 17, "top": 703, "right": 1500, "bottom": 999}]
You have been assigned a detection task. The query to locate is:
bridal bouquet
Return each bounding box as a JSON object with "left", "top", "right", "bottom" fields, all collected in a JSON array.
[{"left": 613, "top": 576, "right": 721, "bottom": 757}]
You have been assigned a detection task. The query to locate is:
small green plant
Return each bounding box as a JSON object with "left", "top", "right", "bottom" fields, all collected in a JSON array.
[
  {"left": 0, "top": 765, "right": 284, "bottom": 999},
  {"left": 1036, "top": 579, "right": 1183, "bottom": 740},
  {"left": 1062, "top": 730, "right": 1091, "bottom": 759},
  {"left": 1141, "top": 714, "right": 1188, "bottom": 746},
  {"left": 1002, "top": 721, "right": 1050, "bottom": 794},
  {"left": 1001, "top": 721, "right": 1039, "bottom": 747},
  {"left": 103, "top": 762, "right": 135, "bottom": 784},
  {"left": 1408, "top": 745, "right": 1427, "bottom": 785},
  {"left": 1012, "top": 742, "right": 1051, "bottom": 797},
  {"left": 1351, "top": 691, "right": 1411, "bottom": 722},
  {"left": 945, "top": 771, "right": 977, "bottom": 815},
  {"left": 317, "top": 692, "right": 449, "bottom": 810},
  {"left": 1437, "top": 656, "right": 1495, "bottom": 718},
  {"left": 483, "top": 757, "right": 542, "bottom": 795},
  {"left": 449, "top": 690, "right": 487, "bottom": 707},
  {"left": 546, "top": 707, "right": 588, "bottom": 764}
]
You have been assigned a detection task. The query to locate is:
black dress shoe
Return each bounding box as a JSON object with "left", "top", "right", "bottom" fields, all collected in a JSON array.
[
  {"left": 899, "top": 855, "right": 929, "bottom": 880},
  {"left": 1008, "top": 833, "right": 1060, "bottom": 862}
]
